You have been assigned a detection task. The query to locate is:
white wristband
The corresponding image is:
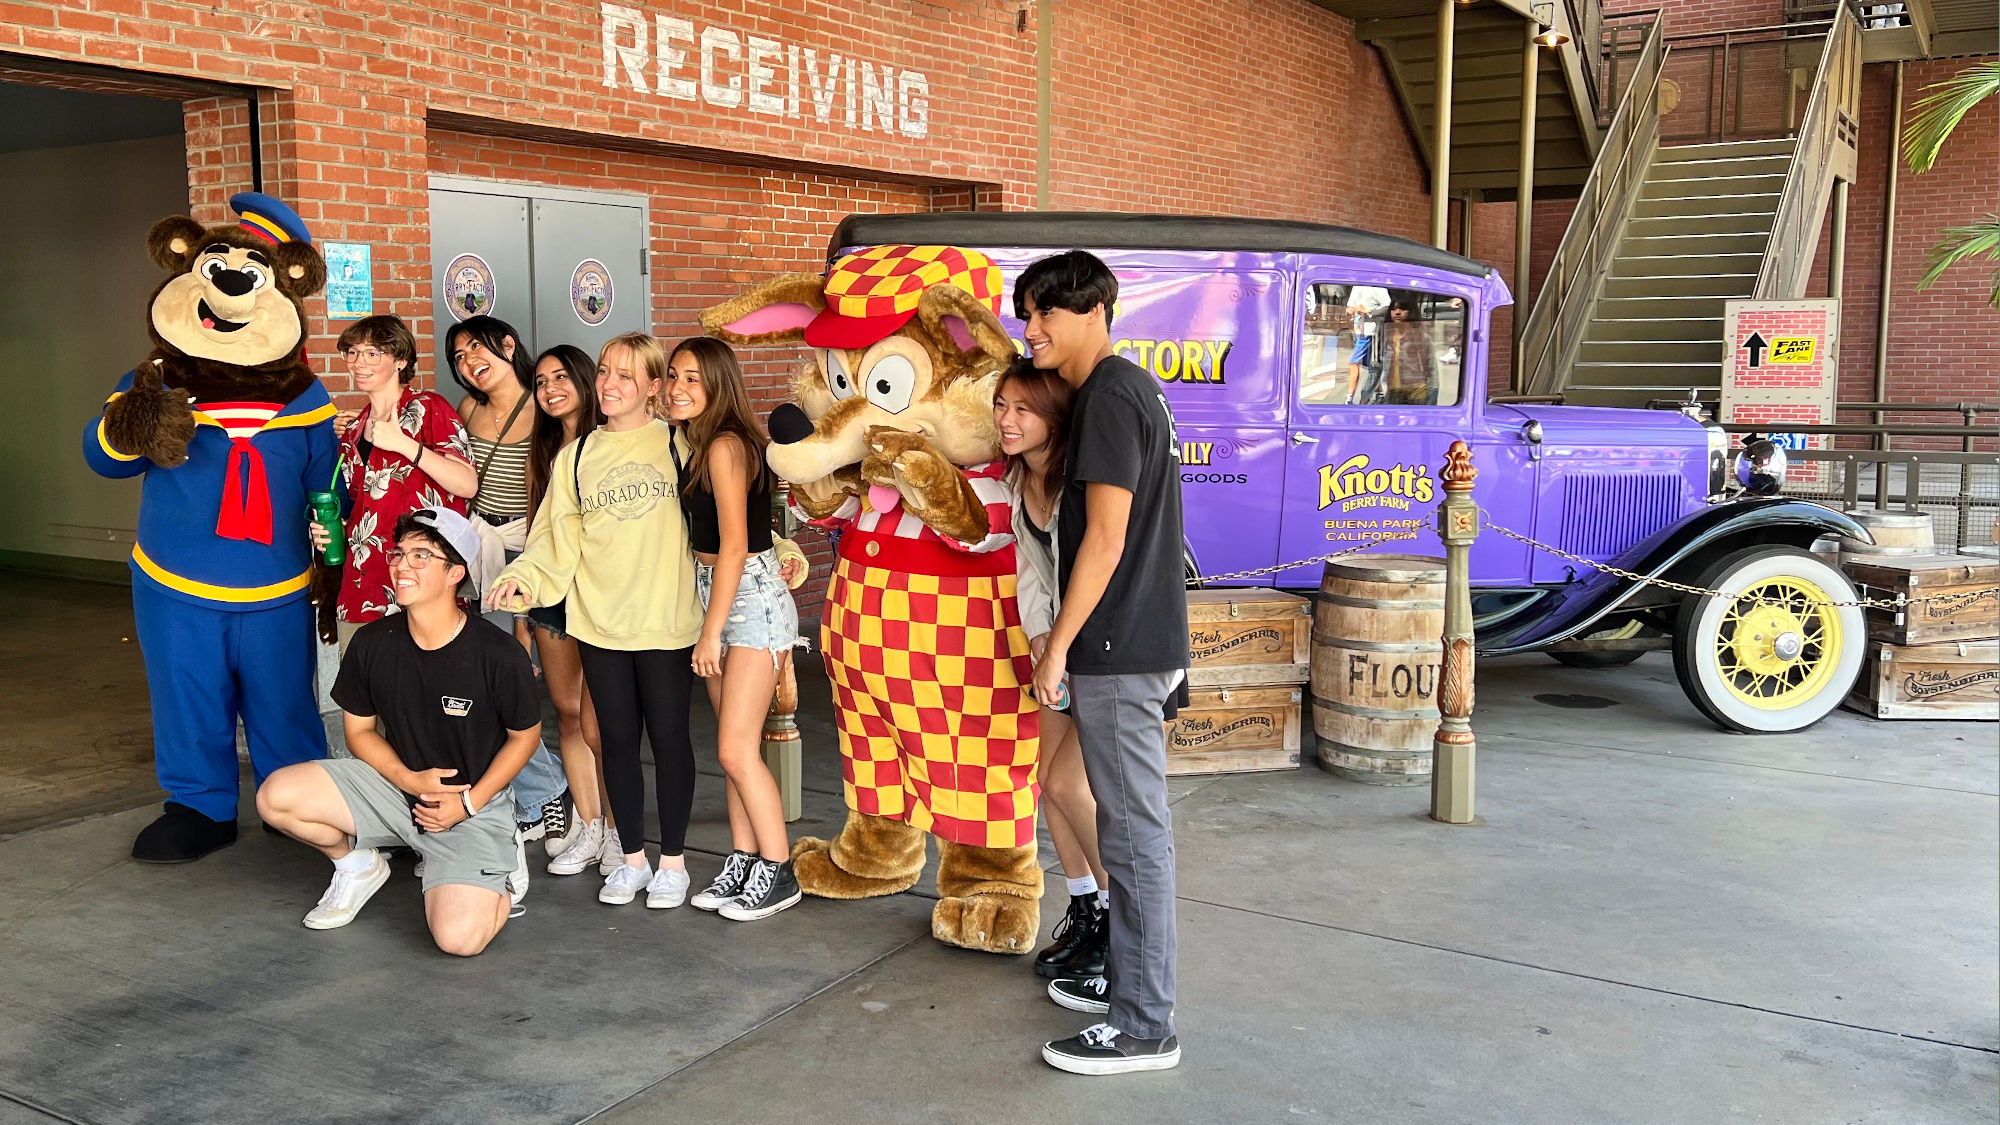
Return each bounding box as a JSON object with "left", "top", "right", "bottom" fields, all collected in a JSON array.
[{"left": 461, "top": 791, "right": 477, "bottom": 818}]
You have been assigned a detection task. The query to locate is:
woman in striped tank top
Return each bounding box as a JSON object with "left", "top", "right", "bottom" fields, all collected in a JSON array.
[{"left": 446, "top": 314, "right": 573, "bottom": 853}]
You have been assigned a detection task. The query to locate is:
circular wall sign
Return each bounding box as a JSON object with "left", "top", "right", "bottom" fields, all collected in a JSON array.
[
  {"left": 571, "top": 259, "right": 614, "bottom": 326},
  {"left": 443, "top": 253, "right": 496, "bottom": 321}
]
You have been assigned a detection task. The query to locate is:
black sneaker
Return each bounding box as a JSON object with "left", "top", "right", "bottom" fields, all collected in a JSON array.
[
  {"left": 1034, "top": 894, "right": 1105, "bottom": 979},
  {"left": 519, "top": 791, "right": 568, "bottom": 844},
  {"left": 719, "top": 858, "right": 803, "bottom": 921},
  {"left": 690, "top": 850, "right": 755, "bottom": 912},
  {"left": 1043, "top": 1023, "right": 1181, "bottom": 1075},
  {"left": 1047, "top": 975, "right": 1110, "bottom": 1014}
]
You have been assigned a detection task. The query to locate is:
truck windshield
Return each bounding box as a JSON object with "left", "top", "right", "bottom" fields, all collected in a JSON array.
[{"left": 1300, "top": 282, "right": 1466, "bottom": 408}]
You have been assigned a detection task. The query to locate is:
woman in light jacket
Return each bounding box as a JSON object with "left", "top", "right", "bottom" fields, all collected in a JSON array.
[{"left": 487, "top": 332, "right": 705, "bottom": 911}]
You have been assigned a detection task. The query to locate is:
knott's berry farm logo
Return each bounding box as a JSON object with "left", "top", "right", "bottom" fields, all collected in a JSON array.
[
  {"left": 599, "top": 5, "right": 931, "bottom": 138},
  {"left": 1318, "top": 453, "right": 1435, "bottom": 513}
]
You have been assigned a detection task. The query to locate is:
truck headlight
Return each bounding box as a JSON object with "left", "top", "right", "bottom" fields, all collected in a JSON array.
[
  {"left": 1734, "top": 437, "right": 1787, "bottom": 496},
  {"left": 1704, "top": 422, "right": 1730, "bottom": 500}
]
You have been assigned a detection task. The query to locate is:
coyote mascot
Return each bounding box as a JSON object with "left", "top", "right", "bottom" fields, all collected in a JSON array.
[{"left": 703, "top": 245, "right": 1042, "bottom": 954}]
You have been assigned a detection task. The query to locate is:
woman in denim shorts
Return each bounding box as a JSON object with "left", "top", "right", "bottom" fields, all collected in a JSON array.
[{"left": 662, "top": 338, "right": 803, "bottom": 922}]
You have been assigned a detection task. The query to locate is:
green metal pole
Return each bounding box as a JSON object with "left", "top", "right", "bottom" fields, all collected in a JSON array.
[{"left": 1431, "top": 440, "right": 1479, "bottom": 824}]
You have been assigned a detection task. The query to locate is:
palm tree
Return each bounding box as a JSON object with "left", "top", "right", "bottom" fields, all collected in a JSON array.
[{"left": 1902, "top": 61, "right": 1998, "bottom": 307}]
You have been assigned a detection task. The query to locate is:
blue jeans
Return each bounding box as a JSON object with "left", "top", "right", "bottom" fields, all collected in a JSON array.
[{"left": 485, "top": 544, "right": 567, "bottom": 823}]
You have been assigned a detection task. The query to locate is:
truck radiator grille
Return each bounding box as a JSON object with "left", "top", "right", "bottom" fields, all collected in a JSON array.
[{"left": 1560, "top": 474, "right": 1682, "bottom": 558}]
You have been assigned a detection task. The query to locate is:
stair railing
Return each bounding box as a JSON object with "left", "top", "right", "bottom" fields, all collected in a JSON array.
[
  {"left": 1754, "top": 2, "right": 1861, "bottom": 298},
  {"left": 1518, "top": 17, "right": 1665, "bottom": 398}
]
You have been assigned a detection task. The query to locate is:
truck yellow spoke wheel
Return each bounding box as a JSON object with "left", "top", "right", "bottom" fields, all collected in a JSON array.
[
  {"left": 1713, "top": 578, "right": 1839, "bottom": 709},
  {"left": 1672, "top": 546, "right": 1866, "bottom": 734}
]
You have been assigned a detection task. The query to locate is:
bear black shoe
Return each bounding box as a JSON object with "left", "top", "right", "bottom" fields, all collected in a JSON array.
[
  {"left": 1035, "top": 894, "right": 1107, "bottom": 979},
  {"left": 132, "top": 802, "right": 239, "bottom": 863}
]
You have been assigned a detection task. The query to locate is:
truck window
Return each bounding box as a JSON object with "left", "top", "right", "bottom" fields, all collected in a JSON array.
[{"left": 1299, "top": 282, "right": 1464, "bottom": 408}]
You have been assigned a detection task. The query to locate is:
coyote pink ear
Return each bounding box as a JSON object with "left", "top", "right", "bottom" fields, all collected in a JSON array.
[
  {"left": 724, "top": 302, "right": 818, "bottom": 338},
  {"left": 938, "top": 315, "right": 978, "bottom": 354}
]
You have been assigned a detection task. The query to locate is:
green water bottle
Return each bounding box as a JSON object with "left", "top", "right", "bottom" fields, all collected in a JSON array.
[{"left": 307, "top": 490, "right": 346, "bottom": 566}]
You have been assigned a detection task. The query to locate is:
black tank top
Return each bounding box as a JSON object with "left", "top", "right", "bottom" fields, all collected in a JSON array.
[{"left": 676, "top": 439, "right": 773, "bottom": 555}]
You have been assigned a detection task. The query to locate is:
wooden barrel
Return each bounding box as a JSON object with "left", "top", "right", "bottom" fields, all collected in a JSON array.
[
  {"left": 1840, "top": 510, "right": 1935, "bottom": 557},
  {"left": 1311, "top": 555, "right": 1445, "bottom": 785}
]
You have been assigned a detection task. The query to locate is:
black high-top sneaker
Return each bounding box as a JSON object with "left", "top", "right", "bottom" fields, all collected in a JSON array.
[
  {"left": 1034, "top": 893, "right": 1100, "bottom": 979},
  {"left": 719, "top": 858, "right": 803, "bottom": 921}
]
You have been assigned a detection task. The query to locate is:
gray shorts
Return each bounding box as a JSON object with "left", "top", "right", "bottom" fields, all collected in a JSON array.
[
  {"left": 696, "top": 549, "right": 801, "bottom": 659},
  {"left": 319, "top": 758, "right": 517, "bottom": 896}
]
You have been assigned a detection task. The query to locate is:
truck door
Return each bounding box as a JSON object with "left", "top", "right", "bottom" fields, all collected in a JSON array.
[
  {"left": 990, "top": 256, "right": 1289, "bottom": 584},
  {"left": 1275, "top": 275, "right": 1475, "bottom": 587}
]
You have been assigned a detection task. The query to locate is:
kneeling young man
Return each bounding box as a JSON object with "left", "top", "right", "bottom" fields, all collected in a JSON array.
[{"left": 258, "top": 508, "right": 539, "bottom": 956}]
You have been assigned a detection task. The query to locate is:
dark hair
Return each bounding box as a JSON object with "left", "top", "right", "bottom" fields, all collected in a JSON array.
[
  {"left": 995, "top": 357, "right": 1073, "bottom": 507},
  {"left": 1013, "top": 250, "right": 1119, "bottom": 330},
  {"left": 335, "top": 315, "right": 420, "bottom": 385},
  {"left": 669, "top": 337, "right": 774, "bottom": 495},
  {"left": 443, "top": 315, "right": 534, "bottom": 406},
  {"left": 526, "top": 344, "right": 602, "bottom": 526},
  {"left": 390, "top": 511, "right": 466, "bottom": 571}
]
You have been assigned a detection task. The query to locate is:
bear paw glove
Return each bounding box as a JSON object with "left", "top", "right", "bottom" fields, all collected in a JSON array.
[
  {"left": 860, "top": 427, "right": 987, "bottom": 544},
  {"left": 102, "top": 360, "right": 197, "bottom": 468}
]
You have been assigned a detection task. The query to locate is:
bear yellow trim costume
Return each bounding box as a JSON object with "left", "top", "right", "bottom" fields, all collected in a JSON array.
[
  {"left": 82, "top": 193, "right": 338, "bottom": 863},
  {"left": 703, "top": 245, "right": 1044, "bottom": 954}
]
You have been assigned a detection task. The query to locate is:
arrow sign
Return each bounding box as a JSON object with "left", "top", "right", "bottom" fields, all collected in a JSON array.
[{"left": 1741, "top": 331, "right": 1768, "bottom": 368}]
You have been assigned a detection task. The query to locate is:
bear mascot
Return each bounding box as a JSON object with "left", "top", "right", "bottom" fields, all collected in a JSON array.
[
  {"left": 702, "top": 244, "right": 1044, "bottom": 954},
  {"left": 82, "top": 192, "right": 339, "bottom": 863}
]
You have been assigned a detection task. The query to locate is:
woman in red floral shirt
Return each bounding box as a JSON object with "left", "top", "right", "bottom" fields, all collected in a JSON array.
[{"left": 322, "top": 316, "right": 477, "bottom": 648}]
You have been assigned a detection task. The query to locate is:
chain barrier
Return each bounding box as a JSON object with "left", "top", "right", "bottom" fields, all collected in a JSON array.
[
  {"left": 1192, "top": 541, "right": 1377, "bottom": 585},
  {"left": 1480, "top": 518, "right": 2000, "bottom": 612}
]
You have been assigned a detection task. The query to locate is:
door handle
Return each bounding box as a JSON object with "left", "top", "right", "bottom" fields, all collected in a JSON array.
[{"left": 1292, "top": 432, "right": 1320, "bottom": 445}]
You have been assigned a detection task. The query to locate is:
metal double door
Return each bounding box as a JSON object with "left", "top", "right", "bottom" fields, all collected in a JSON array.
[{"left": 429, "top": 180, "right": 649, "bottom": 382}]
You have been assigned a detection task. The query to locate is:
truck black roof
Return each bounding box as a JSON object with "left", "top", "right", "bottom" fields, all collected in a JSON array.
[{"left": 829, "top": 212, "right": 1494, "bottom": 279}]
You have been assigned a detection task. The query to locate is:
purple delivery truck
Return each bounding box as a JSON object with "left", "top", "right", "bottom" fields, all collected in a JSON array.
[{"left": 829, "top": 213, "right": 1873, "bottom": 735}]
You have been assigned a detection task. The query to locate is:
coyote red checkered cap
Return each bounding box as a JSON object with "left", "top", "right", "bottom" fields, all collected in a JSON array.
[{"left": 806, "top": 244, "right": 1003, "bottom": 350}]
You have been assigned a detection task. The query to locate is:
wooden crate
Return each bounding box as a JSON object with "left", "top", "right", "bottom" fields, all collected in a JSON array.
[
  {"left": 1843, "top": 554, "right": 2000, "bottom": 645},
  {"left": 1185, "top": 588, "right": 1312, "bottom": 688},
  {"left": 1844, "top": 640, "right": 1998, "bottom": 720},
  {"left": 1165, "top": 685, "right": 1302, "bottom": 776}
]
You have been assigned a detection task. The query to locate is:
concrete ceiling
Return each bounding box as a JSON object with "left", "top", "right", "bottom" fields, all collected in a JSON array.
[{"left": 0, "top": 82, "right": 183, "bottom": 156}]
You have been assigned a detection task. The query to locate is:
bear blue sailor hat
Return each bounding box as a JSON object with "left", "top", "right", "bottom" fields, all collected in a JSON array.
[{"left": 229, "top": 192, "right": 314, "bottom": 246}]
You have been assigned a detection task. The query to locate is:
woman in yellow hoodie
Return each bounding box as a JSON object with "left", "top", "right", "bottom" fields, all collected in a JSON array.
[{"left": 487, "top": 332, "right": 706, "bottom": 910}]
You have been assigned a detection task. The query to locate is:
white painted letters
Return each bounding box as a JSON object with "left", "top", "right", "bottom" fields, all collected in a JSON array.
[
  {"left": 699, "top": 26, "right": 743, "bottom": 107},
  {"left": 654, "top": 16, "right": 695, "bottom": 99},
  {"left": 601, "top": 3, "right": 649, "bottom": 93},
  {"left": 597, "top": 7, "right": 931, "bottom": 139}
]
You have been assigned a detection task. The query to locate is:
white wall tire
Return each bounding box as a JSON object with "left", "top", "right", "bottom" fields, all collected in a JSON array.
[{"left": 1672, "top": 546, "right": 1865, "bottom": 734}]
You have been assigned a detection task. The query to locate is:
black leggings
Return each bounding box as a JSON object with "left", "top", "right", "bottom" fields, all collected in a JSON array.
[{"left": 577, "top": 642, "right": 697, "bottom": 858}]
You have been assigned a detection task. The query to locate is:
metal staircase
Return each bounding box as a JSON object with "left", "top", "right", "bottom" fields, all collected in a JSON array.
[{"left": 1520, "top": 6, "right": 1864, "bottom": 405}]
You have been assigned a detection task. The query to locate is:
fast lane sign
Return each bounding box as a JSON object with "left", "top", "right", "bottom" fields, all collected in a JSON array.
[{"left": 1722, "top": 299, "right": 1839, "bottom": 489}]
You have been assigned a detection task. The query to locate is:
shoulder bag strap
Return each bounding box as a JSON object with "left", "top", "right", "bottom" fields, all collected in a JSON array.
[{"left": 471, "top": 394, "right": 532, "bottom": 500}]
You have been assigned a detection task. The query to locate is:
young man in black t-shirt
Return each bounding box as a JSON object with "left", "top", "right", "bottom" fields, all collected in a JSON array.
[
  {"left": 1020, "top": 250, "right": 1190, "bottom": 1075},
  {"left": 258, "top": 509, "right": 541, "bottom": 956}
]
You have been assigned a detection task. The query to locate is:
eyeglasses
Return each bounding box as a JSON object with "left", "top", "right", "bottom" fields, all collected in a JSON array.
[
  {"left": 385, "top": 547, "right": 450, "bottom": 568},
  {"left": 344, "top": 347, "right": 391, "bottom": 363}
]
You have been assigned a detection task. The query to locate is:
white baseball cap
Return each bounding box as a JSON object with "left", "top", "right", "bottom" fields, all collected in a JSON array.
[{"left": 406, "top": 507, "right": 481, "bottom": 570}]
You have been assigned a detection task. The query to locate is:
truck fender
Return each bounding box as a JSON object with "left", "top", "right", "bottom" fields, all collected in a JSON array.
[{"left": 1478, "top": 499, "right": 1870, "bottom": 655}]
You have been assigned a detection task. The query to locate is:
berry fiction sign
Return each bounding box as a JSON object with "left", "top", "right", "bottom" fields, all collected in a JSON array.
[{"left": 598, "top": 3, "right": 933, "bottom": 138}]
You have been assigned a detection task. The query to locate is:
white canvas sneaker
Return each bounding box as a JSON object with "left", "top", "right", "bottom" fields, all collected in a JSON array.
[
  {"left": 598, "top": 860, "right": 652, "bottom": 905},
  {"left": 506, "top": 831, "right": 529, "bottom": 906},
  {"left": 303, "top": 849, "right": 390, "bottom": 930},
  {"left": 598, "top": 825, "right": 626, "bottom": 877},
  {"left": 547, "top": 819, "right": 605, "bottom": 876},
  {"left": 644, "top": 866, "right": 691, "bottom": 909}
]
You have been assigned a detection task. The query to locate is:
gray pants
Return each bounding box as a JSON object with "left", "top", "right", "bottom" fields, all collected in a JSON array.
[{"left": 1070, "top": 670, "right": 1180, "bottom": 1040}]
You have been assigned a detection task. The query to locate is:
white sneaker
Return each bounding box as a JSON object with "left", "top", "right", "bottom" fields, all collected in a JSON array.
[
  {"left": 547, "top": 819, "right": 605, "bottom": 876},
  {"left": 506, "top": 831, "right": 529, "bottom": 906},
  {"left": 598, "top": 824, "right": 627, "bottom": 876},
  {"left": 599, "top": 860, "right": 652, "bottom": 905},
  {"left": 645, "top": 866, "right": 691, "bottom": 909},
  {"left": 303, "top": 850, "right": 390, "bottom": 930}
]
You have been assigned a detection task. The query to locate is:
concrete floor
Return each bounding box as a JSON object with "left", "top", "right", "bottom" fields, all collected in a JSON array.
[{"left": 0, "top": 574, "right": 1992, "bottom": 1123}]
